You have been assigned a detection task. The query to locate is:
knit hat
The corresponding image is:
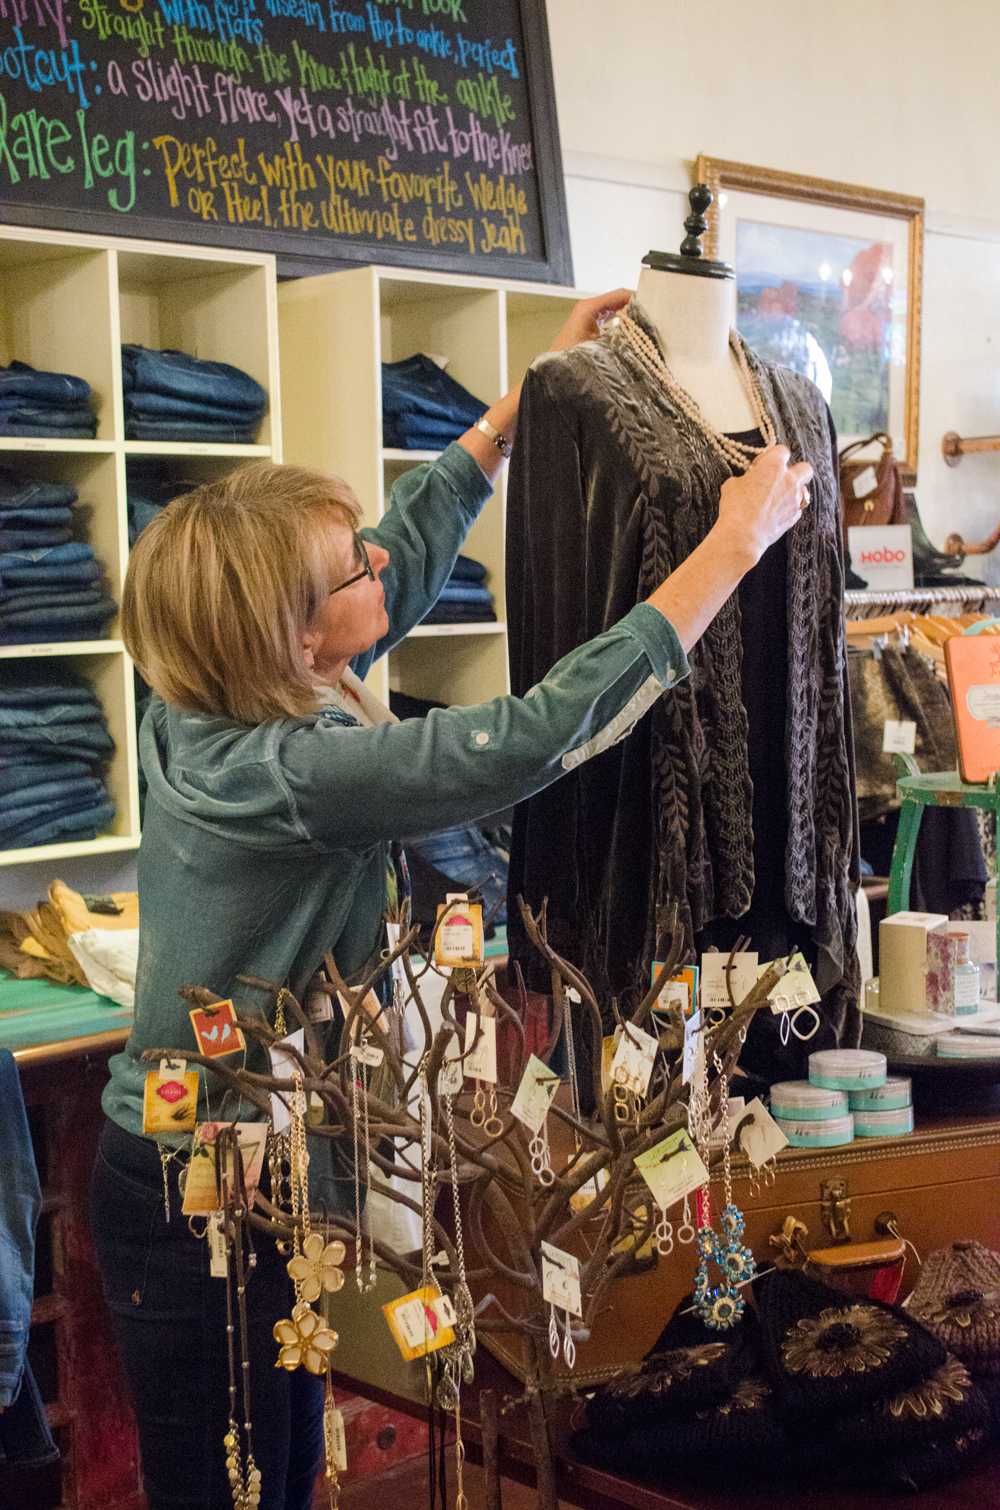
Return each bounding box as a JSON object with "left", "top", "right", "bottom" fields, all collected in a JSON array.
[
  {"left": 755, "top": 1268, "right": 946, "bottom": 1419},
  {"left": 831, "top": 1354, "right": 992, "bottom": 1453},
  {"left": 907, "top": 1241, "right": 1000, "bottom": 1377}
]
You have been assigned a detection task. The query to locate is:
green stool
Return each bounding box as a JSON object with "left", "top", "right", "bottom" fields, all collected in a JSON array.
[{"left": 887, "top": 753, "right": 1000, "bottom": 968}]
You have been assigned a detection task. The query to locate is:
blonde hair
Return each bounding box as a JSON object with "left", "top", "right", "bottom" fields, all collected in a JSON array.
[{"left": 122, "top": 461, "right": 361, "bottom": 724}]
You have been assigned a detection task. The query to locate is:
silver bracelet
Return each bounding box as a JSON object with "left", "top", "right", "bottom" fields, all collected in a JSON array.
[{"left": 475, "top": 416, "right": 512, "bottom": 458}]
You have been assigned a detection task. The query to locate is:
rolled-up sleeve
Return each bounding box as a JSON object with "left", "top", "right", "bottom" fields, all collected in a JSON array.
[{"left": 280, "top": 603, "right": 688, "bottom": 852}]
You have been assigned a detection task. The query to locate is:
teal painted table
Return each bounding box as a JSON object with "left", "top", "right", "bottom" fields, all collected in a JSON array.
[{"left": 0, "top": 971, "right": 132, "bottom": 1064}]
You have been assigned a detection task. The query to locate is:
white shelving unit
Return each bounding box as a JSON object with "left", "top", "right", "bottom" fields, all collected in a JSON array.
[
  {"left": 0, "top": 225, "right": 282, "bottom": 877},
  {"left": 278, "top": 267, "right": 581, "bottom": 707}
]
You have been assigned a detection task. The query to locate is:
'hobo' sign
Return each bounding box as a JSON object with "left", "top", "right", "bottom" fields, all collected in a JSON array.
[{"left": 848, "top": 525, "right": 914, "bottom": 592}]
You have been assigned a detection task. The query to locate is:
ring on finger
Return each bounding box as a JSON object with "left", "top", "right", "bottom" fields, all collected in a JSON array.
[{"left": 798, "top": 486, "right": 811, "bottom": 511}]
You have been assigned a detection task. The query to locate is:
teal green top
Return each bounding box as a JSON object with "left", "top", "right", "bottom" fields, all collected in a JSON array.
[{"left": 102, "top": 443, "right": 689, "bottom": 1208}]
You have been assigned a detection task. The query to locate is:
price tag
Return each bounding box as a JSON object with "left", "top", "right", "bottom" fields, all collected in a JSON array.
[
  {"left": 651, "top": 963, "right": 699, "bottom": 1020},
  {"left": 511, "top": 1054, "right": 560, "bottom": 1134},
  {"left": 142, "top": 1059, "right": 198, "bottom": 1135},
  {"left": 852, "top": 464, "right": 879, "bottom": 499},
  {"left": 541, "top": 1241, "right": 582, "bottom": 1317},
  {"left": 434, "top": 896, "right": 484, "bottom": 969},
  {"left": 208, "top": 1212, "right": 228, "bottom": 1278},
  {"left": 569, "top": 1167, "right": 609, "bottom": 1215},
  {"left": 737, "top": 1098, "right": 789, "bottom": 1168},
  {"left": 437, "top": 1031, "right": 465, "bottom": 1097},
  {"left": 463, "top": 1013, "right": 498, "bottom": 1083},
  {"left": 383, "top": 1286, "right": 457, "bottom": 1360},
  {"left": 188, "top": 998, "right": 245, "bottom": 1059},
  {"left": 682, "top": 1009, "right": 703, "bottom": 1086},
  {"left": 385, "top": 921, "right": 409, "bottom": 994},
  {"left": 633, "top": 1128, "right": 709, "bottom": 1213},
  {"left": 327, "top": 1406, "right": 347, "bottom": 1472},
  {"left": 883, "top": 720, "right": 917, "bottom": 755},
  {"left": 609, "top": 1023, "right": 658, "bottom": 1097},
  {"left": 761, "top": 952, "right": 821, "bottom": 1015},
  {"left": 701, "top": 952, "right": 759, "bottom": 1013},
  {"left": 182, "top": 1122, "right": 269, "bottom": 1215},
  {"left": 306, "top": 982, "right": 334, "bottom": 1024},
  {"left": 709, "top": 1097, "right": 746, "bottom": 1151},
  {"left": 268, "top": 1029, "right": 305, "bottom": 1134},
  {"left": 351, "top": 1040, "right": 385, "bottom": 1068}
]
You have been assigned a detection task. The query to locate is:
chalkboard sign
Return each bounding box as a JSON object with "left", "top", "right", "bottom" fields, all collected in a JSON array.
[{"left": 0, "top": 0, "right": 573, "bottom": 282}]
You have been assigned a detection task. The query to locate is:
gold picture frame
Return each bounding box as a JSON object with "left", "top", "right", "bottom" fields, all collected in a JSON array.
[{"left": 695, "top": 155, "right": 925, "bottom": 479}]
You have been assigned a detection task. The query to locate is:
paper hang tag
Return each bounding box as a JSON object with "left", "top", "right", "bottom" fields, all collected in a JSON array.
[
  {"left": 709, "top": 1097, "right": 747, "bottom": 1151},
  {"left": 852, "top": 464, "right": 879, "bottom": 499},
  {"left": 609, "top": 1022, "right": 658, "bottom": 1098},
  {"left": 737, "top": 1098, "right": 789, "bottom": 1168},
  {"left": 541, "top": 1240, "right": 582, "bottom": 1317},
  {"left": 383, "top": 1286, "right": 457, "bottom": 1361},
  {"left": 182, "top": 1122, "right": 269, "bottom": 1216},
  {"left": 385, "top": 920, "right": 409, "bottom": 994},
  {"left": 569, "top": 1166, "right": 610, "bottom": 1215},
  {"left": 207, "top": 1211, "right": 228, "bottom": 1278},
  {"left": 434, "top": 896, "right": 484, "bottom": 969},
  {"left": 306, "top": 983, "right": 334, "bottom": 1024},
  {"left": 682, "top": 1010, "right": 704, "bottom": 1087},
  {"left": 463, "top": 1012, "right": 498, "bottom": 1083},
  {"left": 700, "top": 951, "right": 759, "bottom": 1014},
  {"left": 761, "top": 952, "right": 821, "bottom": 1015},
  {"left": 651, "top": 962, "right": 700, "bottom": 1020},
  {"left": 188, "top": 998, "right": 245, "bottom": 1059},
  {"left": 351, "top": 1040, "right": 385, "bottom": 1068},
  {"left": 633, "top": 1128, "right": 709, "bottom": 1213},
  {"left": 511, "top": 1053, "right": 560, "bottom": 1134},
  {"left": 327, "top": 1407, "right": 348, "bottom": 1473},
  {"left": 437, "top": 1032, "right": 465, "bottom": 1097},
  {"left": 883, "top": 719, "right": 917, "bottom": 755},
  {"left": 143, "top": 1061, "right": 198, "bottom": 1135},
  {"left": 268, "top": 1029, "right": 305, "bottom": 1134}
]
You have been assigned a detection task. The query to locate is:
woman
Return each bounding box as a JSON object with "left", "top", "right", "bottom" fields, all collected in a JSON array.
[{"left": 91, "top": 290, "right": 812, "bottom": 1510}]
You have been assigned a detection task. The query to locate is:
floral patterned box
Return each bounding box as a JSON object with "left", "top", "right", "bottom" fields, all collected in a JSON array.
[{"left": 925, "top": 931, "right": 957, "bottom": 1015}]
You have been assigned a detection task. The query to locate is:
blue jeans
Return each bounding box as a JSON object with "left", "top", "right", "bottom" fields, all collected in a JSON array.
[
  {"left": 1, "top": 797, "right": 114, "bottom": 847},
  {"left": 0, "top": 468, "right": 77, "bottom": 509},
  {"left": 0, "top": 399, "right": 95, "bottom": 428},
  {"left": 0, "top": 700, "right": 109, "bottom": 729},
  {"left": 383, "top": 418, "right": 469, "bottom": 449},
  {"left": 1, "top": 586, "right": 108, "bottom": 609},
  {"left": 126, "top": 392, "right": 265, "bottom": 425},
  {"left": 450, "top": 554, "right": 488, "bottom": 583},
  {"left": 435, "top": 583, "right": 494, "bottom": 605},
  {"left": 0, "top": 722, "right": 113, "bottom": 754},
  {"left": 0, "top": 528, "right": 72, "bottom": 549},
  {"left": 0, "top": 422, "right": 95, "bottom": 438},
  {"left": 410, "top": 823, "right": 508, "bottom": 922},
  {"left": 0, "top": 785, "right": 107, "bottom": 836},
  {"left": 380, "top": 353, "right": 486, "bottom": 427},
  {"left": 125, "top": 419, "right": 260, "bottom": 443},
  {"left": 422, "top": 603, "right": 497, "bottom": 624},
  {"left": 0, "top": 737, "right": 107, "bottom": 760},
  {"left": 0, "top": 776, "right": 103, "bottom": 814},
  {"left": 0, "top": 508, "right": 75, "bottom": 528},
  {"left": 1, "top": 599, "right": 116, "bottom": 628},
  {"left": 0, "top": 673, "right": 99, "bottom": 706},
  {"left": 122, "top": 346, "right": 266, "bottom": 412},
  {"left": 0, "top": 361, "right": 91, "bottom": 406},
  {"left": 91, "top": 1120, "right": 323, "bottom": 1510},
  {"left": 1, "top": 562, "right": 101, "bottom": 588},
  {"left": 0, "top": 758, "right": 91, "bottom": 793}
]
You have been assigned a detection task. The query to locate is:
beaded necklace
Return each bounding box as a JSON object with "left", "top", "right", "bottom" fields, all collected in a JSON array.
[{"left": 612, "top": 312, "right": 777, "bottom": 473}]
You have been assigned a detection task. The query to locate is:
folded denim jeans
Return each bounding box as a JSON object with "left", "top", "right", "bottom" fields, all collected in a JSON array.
[
  {"left": 436, "top": 583, "right": 494, "bottom": 605},
  {"left": 0, "top": 758, "right": 92, "bottom": 793},
  {"left": 0, "top": 627, "right": 111, "bottom": 645},
  {"left": 421, "top": 604, "right": 498, "bottom": 624},
  {"left": 0, "top": 360, "right": 91, "bottom": 406},
  {"left": 0, "top": 468, "right": 77, "bottom": 509},
  {"left": 1, "top": 586, "right": 108, "bottom": 611},
  {"left": 0, "top": 669, "right": 99, "bottom": 706},
  {"left": 0, "top": 721, "right": 113, "bottom": 753},
  {"left": 124, "top": 419, "right": 260, "bottom": 443},
  {"left": 0, "top": 775, "right": 105, "bottom": 814},
  {"left": 122, "top": 345, "right": 266, "bottom": 412},
  {"left": 125, "top": 391, "right": 265, "bottom": 425},
  {"left": 1, "top": 599, "right": 116, "bottom": 628},
  {"left": 0, "top": 542, "right": 94, "bottom": 569},
  {"left": 383, "top": 416, "right": 470, "bottom": 449},
  {"left": 0, "top": 737, "right": 109, "bottom": 761},
  {"left": 0, "top": 507, "right": 75, "bottom": 527},
  {"left": 1, "top": 562, "right": 102, "bottom": 588},
  {"left": 0, "top": 783, "right": 107, "bottom": 834},
  {"left": 0, "top": 421, "right": 97, "bottom": 439},
  {"left": 0, "top": 529, "right": 72, "bottom": 549},
  {"left": 2, "top": 798, "right": 115, "bottom": 850},
  {"left": 380, "top": 354, "right": 486, "bottom": 427},
  {"left": 450, "top": 555, "right": 488, "bottom": 583},
  {"left": 0, "top": 701, "right": 108, "bottom": 730},
  {"left": 0, "top": 397, "right": 95, "bottom": 425},
  {"left": 128, "top": 499, "right": 165, "bottom": 544}
]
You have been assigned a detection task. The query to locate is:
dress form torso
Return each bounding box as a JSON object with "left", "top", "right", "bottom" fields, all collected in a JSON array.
[{"left": 635, "top": 265, "right": 756, "bottom": 433}]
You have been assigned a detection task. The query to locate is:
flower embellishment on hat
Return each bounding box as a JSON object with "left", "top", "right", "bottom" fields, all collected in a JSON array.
[
  {"left": 286, "top": 1234, "right": 346, "bottom": 1305},
  {"left": 273, "top": 1300, "right": 339, "bottom": 1375},
  {"left": 709, "top": 1376, "right": 770, "bottom": 1418},
  {"left": 913, "top": 1288, "right": 1000, "bottom": 1331},
  {"left": 885, "top": 1356, "right": 971, "bottom": 1422},
  {"left": 782, "top": 1304, "right": 907, "bottom": 1378},
  {"left": 607, "top": 1343, "right": 727, "bottom": 1401}
]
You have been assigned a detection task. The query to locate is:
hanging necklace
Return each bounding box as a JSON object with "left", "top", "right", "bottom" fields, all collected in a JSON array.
[
  {"left": 351, "top": 1045, "right": 378, "bottom": 1293},
  {"left": 612, "top": 312, "right": 778, "bottom": 473},
  {"left": 219, "top": 1130, "right": 262, "bottom": 1510}
]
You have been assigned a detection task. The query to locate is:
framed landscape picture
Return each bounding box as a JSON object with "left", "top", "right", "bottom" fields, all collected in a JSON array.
[{"left": 696, "top": 156, "right": 924, "bottom": 478}]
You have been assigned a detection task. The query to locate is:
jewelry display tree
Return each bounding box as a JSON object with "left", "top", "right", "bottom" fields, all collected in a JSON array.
[{"left": 148, "top": 912, "right": 787, "bottom": 1506}]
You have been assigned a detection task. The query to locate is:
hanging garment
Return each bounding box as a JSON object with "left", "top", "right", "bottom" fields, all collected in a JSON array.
[{"left": 506, "top": 302, "right": 859, "bottom": 1051}]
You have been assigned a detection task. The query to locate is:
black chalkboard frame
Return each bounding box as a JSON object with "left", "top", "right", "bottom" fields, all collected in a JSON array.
[{"left": 0, "top": 1, "right": 574, "bottom": 286}]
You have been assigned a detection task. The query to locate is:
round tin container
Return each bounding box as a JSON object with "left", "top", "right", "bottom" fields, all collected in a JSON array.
[
  {"left": 808, "top": 1048, "right": 887, "bottom": 1091},
  {"left": 854, "top": 1104, "right": 914, "bottom": 1138},
  {"left": 937, "top": 1034, "right": 1000, "bottom": 1059},
  {"left": 773, "top": 1113, "right": 855, "bottom": 1148},
  {"left": 848, "top": 1076, "right": 912, "bottom": 1112},
  {"left": 770, "top": 1081, "right": 849, "bottom": 1121}
]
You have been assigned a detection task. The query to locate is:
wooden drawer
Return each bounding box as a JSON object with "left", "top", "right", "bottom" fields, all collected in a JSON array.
[{"left": 475, "top": 1113, "right": 1000, "bottom": 1385}]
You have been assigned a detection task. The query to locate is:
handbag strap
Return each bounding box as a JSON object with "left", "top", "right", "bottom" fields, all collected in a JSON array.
[{"left": 839, "top": 431, "right": 893, "bottom": 467}]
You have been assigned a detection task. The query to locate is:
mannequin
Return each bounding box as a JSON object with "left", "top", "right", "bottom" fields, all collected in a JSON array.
[{"left": 505, "top": 185, "right": 859, "bottom": 1090}]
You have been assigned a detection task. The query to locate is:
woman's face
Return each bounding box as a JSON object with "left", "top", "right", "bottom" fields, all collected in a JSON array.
[{"left": 303, "top": 520, "right": 390, "bottom": 681}]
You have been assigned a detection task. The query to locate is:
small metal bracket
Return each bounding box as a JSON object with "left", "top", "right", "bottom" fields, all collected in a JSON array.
[{"left": 820, "top": 1178, "right": 852, "bottom": 1243}]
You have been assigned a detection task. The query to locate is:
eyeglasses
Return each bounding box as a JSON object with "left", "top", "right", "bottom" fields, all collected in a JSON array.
[{"left": 329, "top": 531, "right": 375, "bottom": 597}]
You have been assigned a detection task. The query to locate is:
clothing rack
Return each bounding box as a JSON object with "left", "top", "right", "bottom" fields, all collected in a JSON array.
[{"left": 845, "top": 585, "right": 1000, "bottom": 618}]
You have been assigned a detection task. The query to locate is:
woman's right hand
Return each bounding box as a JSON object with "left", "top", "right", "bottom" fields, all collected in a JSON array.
[{"left": 716, "top": 445, "right": 813, "bottom": 569}]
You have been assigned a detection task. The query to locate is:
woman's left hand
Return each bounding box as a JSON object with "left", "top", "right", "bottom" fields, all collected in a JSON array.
[{"left": 548, "top": 289, "right": 633, "bottom": 353}]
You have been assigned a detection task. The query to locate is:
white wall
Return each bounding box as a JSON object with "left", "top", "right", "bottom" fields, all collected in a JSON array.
[{"left": 548, "top": 0, "right": 1000, "bottom": 562}]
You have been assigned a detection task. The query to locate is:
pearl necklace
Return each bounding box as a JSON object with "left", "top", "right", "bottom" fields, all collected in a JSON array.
[{"left": 612, "top": 312, "right": 777, "bottom": 473}]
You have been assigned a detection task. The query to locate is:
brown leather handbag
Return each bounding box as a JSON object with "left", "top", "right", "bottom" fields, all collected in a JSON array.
[{"left": 840, "top": 431, "right": 906, "bottom": 535}]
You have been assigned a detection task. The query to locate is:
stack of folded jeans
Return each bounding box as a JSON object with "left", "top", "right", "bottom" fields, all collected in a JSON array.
[
  {"left": 127, "top": 468, "right": 194, "bottom": 546},
  {"left": 0, "top": 361, "right": 98, "bottom": 438},
  {"left": 382, "top": 354, "right": 487, "bottom": 450},
  {"left": 122, "top": 346, "right": 267, "bottom": 443},
  {"left": 422, "top": 553, "right": 496, "bottom": 625},
  {"left": 0, "top": 665, "right": 115, "bottom": 850},
  {"left": 0, "top": 468, "right": 116, "bottom": 644}
]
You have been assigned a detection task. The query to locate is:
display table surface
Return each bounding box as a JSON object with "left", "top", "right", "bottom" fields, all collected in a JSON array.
[{"left": 0, "top": 971, "right": 132, "bottom": 1064}]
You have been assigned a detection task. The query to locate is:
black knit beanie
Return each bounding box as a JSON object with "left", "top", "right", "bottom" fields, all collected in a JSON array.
[
  {"left": 832, "top": 1355, "right": 992, "bottom": 1453},
  {"left": 755, "top": 1268, "right": 946, "bottom": 1419},
  {"left": 907, "top": 1241, "right": 1000, "bottom": 1378}
]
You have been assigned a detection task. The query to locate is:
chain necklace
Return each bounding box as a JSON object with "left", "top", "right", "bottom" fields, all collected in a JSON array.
[
  {"left": 351, "top": 1049, "right": 377, "bottom": 1292},
  {"left": 220, "top": 1132, "right": 262, "bottom": 1510},
  {"left": 612, "top": 312, "right": 778, "bottom": 473}
]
